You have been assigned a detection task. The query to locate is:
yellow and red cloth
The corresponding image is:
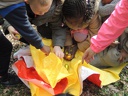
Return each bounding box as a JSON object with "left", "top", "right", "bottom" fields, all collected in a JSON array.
[{"left": 12, "top": 39, "right": 128, "bottom": 96}]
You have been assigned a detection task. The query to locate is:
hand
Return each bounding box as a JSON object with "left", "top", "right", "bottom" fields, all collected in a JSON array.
[
  {"left": 118, "top": 49, "right": 128, "bottom": 63},
  {"left": 82, "top": 47, "right": 96, "bottom": 63},
  {"left": 53, "top": 46, "right": 64, "bottom": 59},
  {"left": 8, "top": 26, "right": 20, "bottom": 40},
  {"left": 40, "top": 45, "right": 51, "bottom": 55},
  {"left": 110, "top": 40, "right": 120, "bottom": 47}
]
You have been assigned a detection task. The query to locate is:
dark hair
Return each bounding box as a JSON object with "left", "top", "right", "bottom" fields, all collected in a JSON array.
[{"left": 62, "top": 0, "right": 95, "bottom": 22}]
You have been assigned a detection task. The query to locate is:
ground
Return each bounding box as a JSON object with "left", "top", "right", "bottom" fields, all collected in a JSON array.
[{"left": 0, "top": 33, "right": 128, "bottom": 96}]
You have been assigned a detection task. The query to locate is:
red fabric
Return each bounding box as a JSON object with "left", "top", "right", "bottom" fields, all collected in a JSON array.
[
  {"left": 87, "top": 74, "right": 101, "bottom": 87},
  {"left": 14, "top": 60, "right": 68, "bottom": 95}
]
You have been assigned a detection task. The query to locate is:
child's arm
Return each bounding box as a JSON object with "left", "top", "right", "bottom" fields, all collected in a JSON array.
[
  {"left": 2, "top": 20, "right": 20, "bottom": 40},
  {"left": 2, "top": 19, "right": 11, "bottom": 34},
  {"left": 82, "top": 0, "right": 128, "bottom": 63},
  {"left": 4, "top": 6, "right": 50, "bottom": 55},
  {"left": 91, "top": 0, "right": 128, "bottom": 53},
  {"left": 52, "top": 26, "right": 67, "bottom": 58}
]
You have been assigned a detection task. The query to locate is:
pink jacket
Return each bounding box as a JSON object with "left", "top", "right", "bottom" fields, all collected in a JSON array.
[{"left": 90, "top": 0, "right": 128, "bottom": 53}]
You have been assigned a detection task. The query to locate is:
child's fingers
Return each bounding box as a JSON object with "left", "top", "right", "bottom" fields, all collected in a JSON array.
[{"left": 82, "top": 53, "right": 88, "bottom": 64}]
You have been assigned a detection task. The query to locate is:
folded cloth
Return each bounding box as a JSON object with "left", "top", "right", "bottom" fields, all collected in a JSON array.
[{"left": 13, "top": 45, "right": 31, "bottom": 59}]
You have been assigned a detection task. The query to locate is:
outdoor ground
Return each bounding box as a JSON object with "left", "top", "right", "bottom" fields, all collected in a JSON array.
[{"left": 0, "top": 33, "right": 128, "bottom": 96}]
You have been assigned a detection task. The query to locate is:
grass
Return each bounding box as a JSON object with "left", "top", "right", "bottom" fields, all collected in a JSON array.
[
  {"left": 82, "top": 67, "right": 128, "bottom": 96},
  {"left": 0, "top": 84, "right": 30, "bottom": 96}
]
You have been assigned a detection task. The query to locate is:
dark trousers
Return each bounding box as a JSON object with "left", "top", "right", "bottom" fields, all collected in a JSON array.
[{"left": 0, "top": 32, "right": 12, "bottom": 76}]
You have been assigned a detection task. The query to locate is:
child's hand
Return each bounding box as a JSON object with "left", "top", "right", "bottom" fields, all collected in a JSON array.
[
  {"left": 8, "top": 26, "right": 20, "bottom": 40},
  {"left": 40, "top": 45, "right": 51, "bottom": 55},
  {"left": 53, "top": 46, "right": 64, "bottom": 59},
  {"left": 118, "top": 49, "right": 128, "bottom": 63},
  {"left": 82, "top": 47, "right": 95, "bottom": 63},
  {"left": 110, "top": 40, "right": 120, "bottom": 47}
]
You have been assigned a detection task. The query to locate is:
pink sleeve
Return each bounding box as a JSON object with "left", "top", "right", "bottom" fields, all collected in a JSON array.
[{"left": 90, "top": 0, "right": 128, "bottom": 53}]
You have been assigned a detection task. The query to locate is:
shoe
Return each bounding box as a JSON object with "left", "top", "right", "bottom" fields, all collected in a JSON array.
[
  {"left": 64, "top": 45, "right": 78, "bottom": 61},
  {"left": 0, "top": 73, "right": 22, "bottom": 86}
]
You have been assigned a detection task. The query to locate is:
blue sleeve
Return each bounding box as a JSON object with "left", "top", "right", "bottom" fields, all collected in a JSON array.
[
  {"left": 4, "top": 6, "right": 44, "bottom": 49},
  {"left": 0, "top": 2, "right": 25, "bottom": 17}
]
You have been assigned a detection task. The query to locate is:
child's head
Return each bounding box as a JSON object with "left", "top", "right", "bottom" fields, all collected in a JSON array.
[
  {"left": 62, "top": 0, "right": 95, "bottom": 30},
  {"left": 25, "top": 0, "right": 53, "bottom": 15}
]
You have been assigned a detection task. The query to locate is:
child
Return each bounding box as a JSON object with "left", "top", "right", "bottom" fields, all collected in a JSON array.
[
  {"left": 25, "top": 0, "right": 67, "bottom": 58},
  {"left": 2, "top": 0, "right": 67, "bottom": 59},
  {"left": 87, "top": 0, "right": 128, "bottom": 68},
  {"left": 0, "top": 0, "right": 51, "bottom": 53},
  {"left": 0, "top": 0, "right": 52, "bottom": 86},
  {"left": 89, "top": 30, "right": 128, "bottom": 68},
  {"left": 82, "top": 0, "right": 128, "bottom": 64},
  {"left": 62, "top": 0, "right": 101, "bottom": 60}
]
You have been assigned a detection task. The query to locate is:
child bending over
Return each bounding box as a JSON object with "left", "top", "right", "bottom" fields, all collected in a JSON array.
[
  {"left": 2, "top": 0, "right": 68, "bottom": 59},
  {"left": 0, "top": 0, "right": 52, "bottom": 86},
  {"left": 26, "top": 0, "right": 67, "bottom": 58},
  {"left": 62, "top": 0, "right": 101, "bottom": 60}
]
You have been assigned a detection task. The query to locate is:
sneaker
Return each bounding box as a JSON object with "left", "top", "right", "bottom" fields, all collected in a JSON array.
[
  {"left": 0, "top": 73, "right": 22, "bottom": 86},
  {"left": 64, "top": 44, "right": 78, "bottom": 61}
]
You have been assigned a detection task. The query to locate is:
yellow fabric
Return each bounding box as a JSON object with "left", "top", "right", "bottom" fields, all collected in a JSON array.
[
  {"left": 29, "top": 39, "right": 128, "bottom": 96},
  {"left": 82, "top": 61, "right": 127, "bottom": 86},
  {"left": 77, "top": 50, "right": 128, "bottom": 86},
  {"left": 30, "top": 39, "right": 70, "bottom": 88},
  {"left": 29, "top": 82, "right": 52, "bottom": 96}
]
